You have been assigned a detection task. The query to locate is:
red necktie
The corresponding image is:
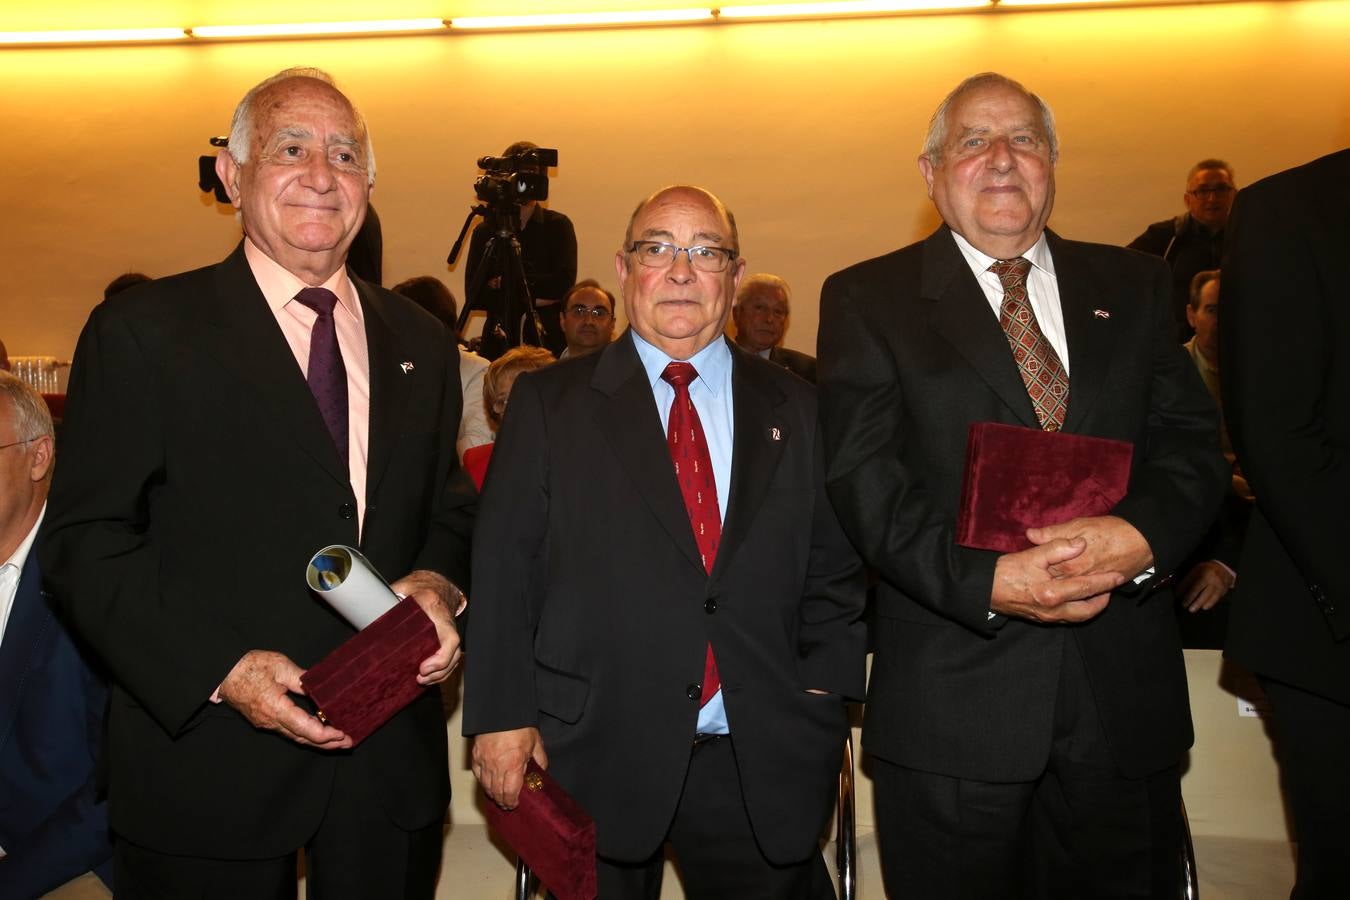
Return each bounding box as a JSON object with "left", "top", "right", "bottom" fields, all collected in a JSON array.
[
  {"left": 990, "top": 257, "right": 1069, "bottom": 431},
  {"left": 293, "top": 287, "right": 349, "bottom": 465},
  {"left": 660, "top": 362, "right": 721, "bottom": 704}
]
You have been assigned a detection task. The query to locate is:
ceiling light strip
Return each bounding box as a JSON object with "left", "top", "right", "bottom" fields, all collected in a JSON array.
[
  {"left": 449, "top": 8, "right": 716, "bottom": 30},
  {"left": 719, "top": 0, "right": 989, "bottom": 19},
  {"left": 0, "top": 27, "right": 188, "bottom": 46},
  {"left": 190, "top": 19, "right": 448, "bottom": 39}
]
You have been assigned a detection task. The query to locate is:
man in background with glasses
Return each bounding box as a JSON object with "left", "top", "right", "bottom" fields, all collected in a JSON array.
[
  {"left": 557, "top": 278, "right": 617, "bottom": 360},
  {"left": 466, "top": 185, "right": 866, "bottom": 898},
  {"left": 1128, "top": 158, "right": 1238, "bottom": 341}
]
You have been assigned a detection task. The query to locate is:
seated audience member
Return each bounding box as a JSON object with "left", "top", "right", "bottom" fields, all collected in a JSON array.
[
  {"left": 0, "top": 371, "right": 113, "bottom": 897},
  {"left": 392, "top": 275, "right": 492, "bottom": 459},
  {"left": 103, "top": 271, "right": 151, "bottom": 300},
  {"left": 462, "top": 345, "right": 554, "bottom": 489},
  {"left": 558, "top": 279, "right": 616, "bottom": 360},
  {"left": 1176, "top": 270, "right": 1253, "bottom": 648},
  {"left": 731, "top": 273, "right": 816, "bottom": 383},
  {"left": 1128, "top": 159, "right": 1236, "bottom": 342}
]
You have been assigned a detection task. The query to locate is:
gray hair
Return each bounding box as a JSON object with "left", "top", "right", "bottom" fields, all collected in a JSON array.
[
  {"left": 622, "top": 185, "right": 739, "bottom": 253},
  {"left": 0, "top": 370, "right": 55, "bottom": 445},
  {"left": 226, "top": 67, "right": 377, "bottom": 185},
  {"left": 1187, "top": 158, "right": 1235, "bottom": 186},
  {"left": 735, "top": 273, "right": 791, "bottom": 309},
  {"left": 921, "top": 72, "right": 1059, "bottom": 166}
]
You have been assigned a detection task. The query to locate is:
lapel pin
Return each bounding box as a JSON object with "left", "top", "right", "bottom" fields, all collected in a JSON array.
[
  {"left": 1093, "top": 309, "right": 1111, "bottom": 320},
  {"left": 400, "top": 361, "right": 415, "bottom": 374},
  {"left": 769, "top": 427, "right": 782, "bottom": 442}
]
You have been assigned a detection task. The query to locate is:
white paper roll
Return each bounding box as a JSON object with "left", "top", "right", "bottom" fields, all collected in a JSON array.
[{"left": 306, "top": 545, "right": 399, "bottom": 630}]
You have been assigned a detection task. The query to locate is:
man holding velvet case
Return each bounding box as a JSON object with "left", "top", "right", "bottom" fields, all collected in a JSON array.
[
  {"left": 39, "top": 69, "right": 473, "bottom": 898},
  {"left": 818, "top": 73, "right": 1227, "bottom": 898}
]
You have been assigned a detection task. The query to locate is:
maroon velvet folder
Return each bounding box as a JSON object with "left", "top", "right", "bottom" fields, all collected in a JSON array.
[
  {"left": 955, "top": 422, "right": 1134, "bottom": 553},
  {"left": 300, "top": 600, "right": 438, "bottom": 747},
  {"left": 484, "top": 760, "right": 598, "bottom": 900}
]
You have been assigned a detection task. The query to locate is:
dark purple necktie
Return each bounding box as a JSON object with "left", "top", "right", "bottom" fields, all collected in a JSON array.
[
  {"left": 293, "top": 287, "right": 349, "bottom": 466},
  {"left": 660, "top": 362, "right": 721, "bottom": 705}
]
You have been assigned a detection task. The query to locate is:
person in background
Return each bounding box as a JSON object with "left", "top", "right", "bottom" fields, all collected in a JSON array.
[
  {"left": 731, "top": 272, "right": 816, "bottom": 383},
  {"left": 392, "top": 275, "right": 492, "bottom": 459},
  {"left": 557, "top": 279, "right": 617, "bottom": 361},
  {"left": 461, "top": 345, "right": 554, "bottom": 490}
]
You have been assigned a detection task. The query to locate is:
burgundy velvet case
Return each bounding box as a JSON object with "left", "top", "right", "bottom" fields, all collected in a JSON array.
[
  {"left": 955, "top": 422, "right": 1134, "bottom": 553},
  {"left": 484, "top": 760, "right": 598, "bottom": 900},
  {"left": 300, "top": 599, "right": 438, "bottom": 746}
]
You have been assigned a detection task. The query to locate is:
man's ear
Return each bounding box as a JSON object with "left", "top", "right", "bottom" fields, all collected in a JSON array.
[
  {"left": 918, "top": 155, "right": 936, "bottom": 199},
  {"left": 215, "top": 150, "right": 243, "bottom": 208},
  {"left": 28, "top": 433, "right": 54, "bottom": 483}
]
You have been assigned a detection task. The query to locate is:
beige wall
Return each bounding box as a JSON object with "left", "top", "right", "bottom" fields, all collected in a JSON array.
[{"left": 3, "top": 1, "right": 1348, "bottom": 361}]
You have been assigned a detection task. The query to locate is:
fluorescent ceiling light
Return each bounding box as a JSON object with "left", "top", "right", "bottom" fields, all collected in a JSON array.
[
  {"left": 190, "top": 19, "right": 446, "bottom": 39},
  {"left": 451, "top": 9, "right": 715, "bottom": 30},
  {"left": 996, "top": 0, "right": 1129, "bottom": 5},
  {"left": 720, "top": 0, "right": 989, "bottom": 16},
  {"left": 0, "top": 27, "right": 188, "bottom": 45}
]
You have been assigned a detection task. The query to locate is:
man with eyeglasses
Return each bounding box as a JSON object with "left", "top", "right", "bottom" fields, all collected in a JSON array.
[
  {"left": 1128, "top": 158, "right": 1237, "bottom": 342},
  {"left": 466, "top": 184, "right": 866, "bottom": 898},
  {"left": 557, "top": 278, "right": 616, "bottom": 360}
]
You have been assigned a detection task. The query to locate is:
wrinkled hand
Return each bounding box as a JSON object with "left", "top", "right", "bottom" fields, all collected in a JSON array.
[
  {"left": 218, "top": 650, "right": 352, "bottom": 749},
  {"left": 390, "top": 570, "right": 465, "bottom": 686},
  {"left": 1179, "top": 561, "right": 1235, "bottom": 612},
  {"left": 1028, "top": 516, "right": 1154, "bottom": 582},
  {"left": 472, "top": 727, "right": 548, "bottom": 809},
  {"left": 991, "top": 538, "right": 1124, "bottom": 624}
]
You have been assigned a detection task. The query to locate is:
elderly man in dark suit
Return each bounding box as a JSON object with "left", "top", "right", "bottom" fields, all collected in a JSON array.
[
  {"left": 40, "top": 68, "right": 473, "bottom": 899},
  {"left": 0, "top": 372, "right": 112, "bottom": 898},
  {"left": 1221, "top": 148, "right": 1350, "bottom": 900},
  {"left": 732, "top": 273, "right": 817, "bottom": 383},
  {"left": 818, "top": 72, "right": 1227, "bottom": 898},
  {"left": 466, "top": 185, "right": 866, "bottom": 899}
]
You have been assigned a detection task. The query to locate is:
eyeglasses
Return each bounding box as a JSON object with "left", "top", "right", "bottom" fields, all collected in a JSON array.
[
  {"left": 0, "top": 436, "right": 37, "bottom": 451},
  {"left": 565, "top": 304, "right": 612, "bottom": 320},
  {"left": 627, "top": 241, "right": 738, "bottom": 273},
  {"left": 1188, "top": 185, "right": 1235, "bottom": 198}
]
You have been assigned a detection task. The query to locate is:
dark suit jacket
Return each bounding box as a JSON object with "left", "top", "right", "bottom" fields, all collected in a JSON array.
[
  {"left": 1221, "top": 149, "right": 1350, "bottom": 704},
  {"left": 768, "top": 346, "right": 818, "bottom": 384},
  {"left": 0, "top": 548, "right": 113, "bottom": 898},
  {"left": 819, "top": 227, "right": 1227, "bottom": 781},
  {"left": 39, "top": 244, "right": 474, "bottom": 858},
  {"left": 462, "top": 332, "right": 867, "bottom": 864}
]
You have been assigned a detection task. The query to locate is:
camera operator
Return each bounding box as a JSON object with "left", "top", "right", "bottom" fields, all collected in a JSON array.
[{"left": 465, "top": 141, "right": 577, "bottom": 358}]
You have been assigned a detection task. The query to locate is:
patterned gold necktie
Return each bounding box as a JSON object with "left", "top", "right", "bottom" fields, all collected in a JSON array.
[{"left": 989, "top": 258, "right": 1069, "bottom": 431}]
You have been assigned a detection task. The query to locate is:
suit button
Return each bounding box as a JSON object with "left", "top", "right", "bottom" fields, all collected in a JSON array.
[
  {"left": 338, "top": 503, "right": 356, "bottom": 520},
  {"left": 704, "top": 598, "right": 717, "bottom": 614},
  {"left": 686, "top": 683, "right": 701, "bottom": 700}
]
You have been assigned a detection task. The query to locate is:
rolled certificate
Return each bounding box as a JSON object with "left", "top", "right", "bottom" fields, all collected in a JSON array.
[{"left": 306, "top": 545, "right": 399, "bottom": 630}]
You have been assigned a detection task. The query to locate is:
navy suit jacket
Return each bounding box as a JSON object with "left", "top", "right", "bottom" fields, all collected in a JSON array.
[{"left": 0, "top": 546, "right": 113, "bottom": 899}]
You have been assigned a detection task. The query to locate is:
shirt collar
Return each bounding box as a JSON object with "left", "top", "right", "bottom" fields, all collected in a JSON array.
[
  {"left": 950, "top": 230, "right": 1056, "bottom": 280},
  {"left": 3, "top": 502, "right": 44, "bottom": 574},
  {"left": 243, "top": 238, "right": 360, "bottom": 319},
  {"left": 631, "top": 330, "right": 732, "bottom": 398}
]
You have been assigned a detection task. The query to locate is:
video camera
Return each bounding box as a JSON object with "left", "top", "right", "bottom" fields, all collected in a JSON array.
[{"left": 473, "top": 147, "right": 558, "bottom": 208}]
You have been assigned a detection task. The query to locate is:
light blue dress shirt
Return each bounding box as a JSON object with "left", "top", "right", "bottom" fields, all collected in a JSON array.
[{"left": 631, "top": 331, "right": 733, "bottom": 734}]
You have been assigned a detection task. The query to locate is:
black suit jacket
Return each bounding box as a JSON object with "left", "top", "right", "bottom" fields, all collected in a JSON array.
[
  {"left": 819, "top": 227, "right": 1227, "bottom": 781},
  {"left": 1221, "top": 149, "right": 1350, "bottom": 703},
  {"left": 768, "top": 346, "right": 818, "bottom": 384},
  {"left": 39, "top": 245, "right": 474, "bottom": 857},
  {"left": 462, "top": 332, "right": 866, "bottom": 864},
  {"left": 0, "top": 548, "right": 112, "bottom": 897}
]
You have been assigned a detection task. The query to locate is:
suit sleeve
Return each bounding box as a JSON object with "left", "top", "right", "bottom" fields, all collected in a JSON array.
[
  {"left": 461, "top": 372, "right": 551, "bottom": 735},
  {"left": 1221, "top": 177, "right": 1350, "bottom": 636},
  {"left": 38, "top": 304, "right": 252, "bottom": 735},
  {"left": 817, "top": 270, "right": 1000, "bottom": 636},
  {"left": 1109, "top": 257, "right": 1228, "bottom": 582}
]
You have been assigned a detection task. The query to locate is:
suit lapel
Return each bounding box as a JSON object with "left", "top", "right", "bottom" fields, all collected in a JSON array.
[
  {"left": 592, "top": 333, "right": 704, "bottom": 572},
  {"left": 0, "top": 553, "right": 50, "bottom": 750},
  {"left": 360, "top": 279, "right": 413, "bottom": 505},
  {"left": 1048, "top": 232, "right": 1116, "bottom": 433},
  {"left": 922, "top": 228, "right": 1040, "bottom": 428},
  {"left": 202, "top": 245, "right": 349, "bottom": 487},
  {"left": 714, "top": 345, "right": 788, "bottom": 580}
]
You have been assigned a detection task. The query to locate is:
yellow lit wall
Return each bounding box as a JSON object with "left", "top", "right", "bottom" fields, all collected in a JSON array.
[{"left": 3, "top": 1, "right": 1348, "bottom": 362}]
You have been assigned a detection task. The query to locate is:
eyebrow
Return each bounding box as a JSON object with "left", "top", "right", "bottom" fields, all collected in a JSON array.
[
  {"left": 637, "top": 228, "right": 727, "bottom": 245},
  {"left": 267, "top": 127, "right": 361, "bottom": 149}
]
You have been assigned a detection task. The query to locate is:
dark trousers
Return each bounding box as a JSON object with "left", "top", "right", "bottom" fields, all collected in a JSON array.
[
  {"left": 592, "top": 736, "right": 835, "bottom": 900},
  {"left": 113, "top": 758, "right": 444, "bottom": 900},
  {"left": 872, "top": 636, "right": 1185, "bottom": 899},
  {"left": 1258, "top": 676, "right": 1350, "bottom": 900}
]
